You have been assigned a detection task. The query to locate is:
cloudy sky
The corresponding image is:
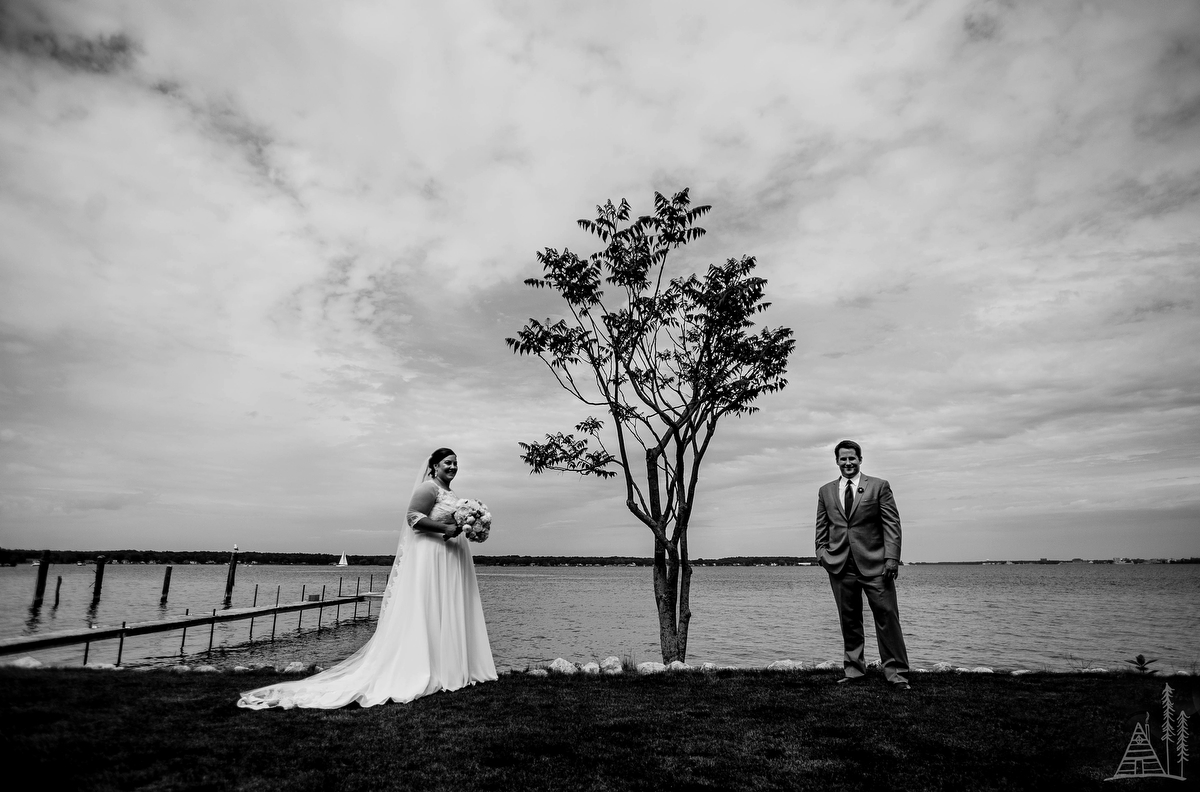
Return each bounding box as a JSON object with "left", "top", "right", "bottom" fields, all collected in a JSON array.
[{"left": 1, "top": 0, "right": 1197, "bottom": 562}]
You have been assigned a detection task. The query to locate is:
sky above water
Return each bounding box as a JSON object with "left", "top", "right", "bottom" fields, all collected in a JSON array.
[{"left": 2, "top": 0, "right": 1198, "bottom": 561}]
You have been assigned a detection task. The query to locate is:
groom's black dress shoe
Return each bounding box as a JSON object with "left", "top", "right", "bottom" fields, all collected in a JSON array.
[{"left": 890, "top": 682, "right": 911, "bottom": 690}]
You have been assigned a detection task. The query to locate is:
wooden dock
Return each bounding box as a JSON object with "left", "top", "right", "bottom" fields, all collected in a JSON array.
[{"left": 0, "top": 592, "right": 383, "bottom": 659}]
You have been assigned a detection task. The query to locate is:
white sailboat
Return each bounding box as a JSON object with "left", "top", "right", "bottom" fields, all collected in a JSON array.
[{"left": 336, "top": 552, "right": 349, "bottom": 567}]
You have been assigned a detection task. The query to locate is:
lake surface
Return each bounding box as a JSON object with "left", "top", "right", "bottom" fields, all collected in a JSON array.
[{"left": 3, "top": 562, "right": 1198, "bottom": 672}]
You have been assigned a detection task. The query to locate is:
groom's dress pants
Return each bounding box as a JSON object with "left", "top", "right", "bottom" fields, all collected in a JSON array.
[{"left": 828, "top": 555, "right": 910, "bottom": 684}]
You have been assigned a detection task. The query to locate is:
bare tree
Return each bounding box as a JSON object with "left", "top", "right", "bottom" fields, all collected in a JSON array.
[{"left": 506, "top": 189, "right": 795, "bottom": 663}]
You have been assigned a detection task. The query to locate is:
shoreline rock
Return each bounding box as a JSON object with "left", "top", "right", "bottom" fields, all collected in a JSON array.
[{"left": 548, "top": 657, "right": 577, "bottom": 674}]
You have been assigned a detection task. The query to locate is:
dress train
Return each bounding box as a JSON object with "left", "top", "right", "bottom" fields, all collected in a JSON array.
[{"left": 237, "top": 488, "right": 496, "bottom": 709}]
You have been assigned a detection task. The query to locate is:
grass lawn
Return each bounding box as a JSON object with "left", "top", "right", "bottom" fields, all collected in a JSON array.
[{"left": 1, "top": 667, "right": 1196, "bottom": 791}]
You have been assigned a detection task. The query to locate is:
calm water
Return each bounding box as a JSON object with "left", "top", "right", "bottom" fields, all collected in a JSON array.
[{"left": 3, "top": 562, "right": 1198, "bottom": 672}]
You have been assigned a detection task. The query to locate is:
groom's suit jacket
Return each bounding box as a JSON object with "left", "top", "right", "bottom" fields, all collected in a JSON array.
[{"left": 815, "top": 474, "right": 901, "bottom": 578}]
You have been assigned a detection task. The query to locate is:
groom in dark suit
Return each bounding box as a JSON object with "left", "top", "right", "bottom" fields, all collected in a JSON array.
[{"left": 815, "top": 440, "right": 910, "bottom": 688}]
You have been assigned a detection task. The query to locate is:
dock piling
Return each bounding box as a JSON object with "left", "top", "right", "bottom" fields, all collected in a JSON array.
[
  {"left": 223, "top": 545, "right": 238, "bottom": 608},
  {"left": 32, "top": 550, "right": 51, "bottom": 607},
  {"left": 160, "top": 566, "right": 172, "bottom": 604},
  {"left": 207, "top": 609, "right": 216, "bottom": 652},
  {"left": 117, "top": 622, "right": 125, "bottom": 666},
  {"left": 180, "top": 608, "right": 189, "bottom": 655},
  {"left": 91, "top": 556, "right": 106, "bottom": 603},
  {"left": 249, "top": 584, "right": 259, "bottom": 641},
  {"left": 271, "top": 586, "right": 279, "bottom": 642},
  {"left": 336, "top": 577, "right": 342, "bottom": 623},
  {"left": 353, "top": 577, "right": 360, "bottom": 620},
  {"left": 53, "top": 576, "right": 62, "bottom": 608},
  {"left": 297, "top": 585, "right": 305, "bottom": 631},
  {"left": 317, "top": 585, "right": 326, "bottom": 631}
]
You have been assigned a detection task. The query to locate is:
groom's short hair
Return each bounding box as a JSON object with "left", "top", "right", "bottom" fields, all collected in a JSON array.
[{"left": 834, "top": 440, "right": 862, "bottom": 459}]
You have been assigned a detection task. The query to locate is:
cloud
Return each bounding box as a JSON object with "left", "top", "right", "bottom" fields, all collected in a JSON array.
[
  {"left": 0, "top": 0, "right": 1197, "bottom": 559},
  {"left": 61, "top": 490, "right": 156, "bottom": 512},
  {"left": 0, "top": 3, "right": 135, "bottom": 74}
]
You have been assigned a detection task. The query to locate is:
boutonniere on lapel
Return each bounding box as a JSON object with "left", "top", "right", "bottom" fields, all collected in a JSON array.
[{"left": 857, "top": 487, "right": 864, "bottom": 494}]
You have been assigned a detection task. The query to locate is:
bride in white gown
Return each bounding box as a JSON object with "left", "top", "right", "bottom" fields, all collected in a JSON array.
[{"left": 237, "top": 448, "right": 497, "bottom": 709}]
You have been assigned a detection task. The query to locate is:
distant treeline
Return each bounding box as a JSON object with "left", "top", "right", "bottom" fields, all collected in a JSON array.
[
  {"left": 910, "top": 558, "right": 1200, "bottom": 565},
  {"left": 0, "top": 548, "right": 356, "bottom": 566},
  {"left": 2, "top": 548, "right": 1196, "bottom": 567},
  {"left": 473, "top": 555, "right": 820, "bottom": 567},
  {"left": 0, "top": 548, "right": 818, "bottom": 567}
]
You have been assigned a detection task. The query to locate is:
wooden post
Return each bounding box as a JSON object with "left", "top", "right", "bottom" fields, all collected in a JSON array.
[
  {"left": 207, "top": 609, "right": 216, "bottom": 652},
  {"left": 92, "top": 556, "right": 107, "bottom": 603},
  {"left": 270, "top": 586, "right": 279, "bottom": 642},
  {"left": 336, "top": 577, "right": 342, "bottom": 623},
  {"left": 83, "top": 640, "right": 89, "bottom": 665},
  {"left": 117, "top": 621, "right": 126, "bottom": 666},
  {"left": 32, "top": 550, "right": 51, "bottom": 607},
  {"left": 223, "top": 545, "right": 238, "bottom": 608},
  {"left": 297, "top": 585, "right": 305, "bottom": 631},
  {"left": 317, "top": 584, "right": 326, "bottom": 631},
  {"left": 249, "top": 584, "right": 259, "bottom": 641},
  {"left": 53, "top": 576, "right": 62, "bottom": 608},
  {"left": 160, "top": 566, "right": 172, "bottom": 604},
  {"left": 353, "top": 577, "right": 360, "bottom": 620},
  {"left": 368, "top": 574, "right": 373, "bottom": 618},
  {"left": 180, "top": 608, "right": 189, "bottom": 655}
]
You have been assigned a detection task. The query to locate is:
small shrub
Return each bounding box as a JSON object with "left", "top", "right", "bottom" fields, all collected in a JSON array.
[{"left": 1124, "top": 654, "right": 1158, "bottom": 675}]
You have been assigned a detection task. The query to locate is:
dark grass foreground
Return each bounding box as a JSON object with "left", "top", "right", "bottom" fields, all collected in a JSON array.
[{"left": 2, "top": 668, "right": 1197, "bottom": 791}]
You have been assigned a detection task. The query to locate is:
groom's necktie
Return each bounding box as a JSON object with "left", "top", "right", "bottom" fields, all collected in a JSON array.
[{"left": 844, "top": 480, "right": 853, "bottom": 516}]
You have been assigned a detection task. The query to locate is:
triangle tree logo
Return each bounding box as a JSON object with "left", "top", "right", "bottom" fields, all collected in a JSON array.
[{"left": 1107, "top": 683, "right": 1191, "bottom": 782}]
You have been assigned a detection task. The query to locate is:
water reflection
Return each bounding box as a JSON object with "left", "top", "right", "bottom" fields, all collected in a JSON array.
[{"left": 24, "top": 602, "right": 41, "bottom": 633}]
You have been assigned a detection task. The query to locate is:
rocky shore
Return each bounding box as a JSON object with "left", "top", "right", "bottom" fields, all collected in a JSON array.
[{"left": 3, "top": 652, "right": 1193, "bottom": 677}]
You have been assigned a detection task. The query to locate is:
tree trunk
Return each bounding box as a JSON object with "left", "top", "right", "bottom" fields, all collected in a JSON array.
[
  {"left": 652, "top": 533, "right": 684, "bottom": 663},
  {"left": 677, "top": 527, "right": 692, "bottom": 662}
]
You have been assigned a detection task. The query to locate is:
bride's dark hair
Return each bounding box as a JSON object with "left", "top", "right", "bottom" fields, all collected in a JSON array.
[{"left": 426, "top": 447, "right": 456, "bottom": 478}]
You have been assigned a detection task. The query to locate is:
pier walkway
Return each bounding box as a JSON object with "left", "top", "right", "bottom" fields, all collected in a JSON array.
[{"left": 0, "top": 591, "right": 384, "bottom": 662}]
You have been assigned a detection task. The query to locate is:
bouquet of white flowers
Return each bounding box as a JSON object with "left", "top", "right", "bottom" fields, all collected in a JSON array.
[{"left": 453, "top": 498, "right": 491, "bottom": 543}]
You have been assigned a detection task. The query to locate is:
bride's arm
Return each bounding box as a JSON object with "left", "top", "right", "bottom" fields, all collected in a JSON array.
[{"left": 407, "top": 482, "right": 462, "bottom": 539}]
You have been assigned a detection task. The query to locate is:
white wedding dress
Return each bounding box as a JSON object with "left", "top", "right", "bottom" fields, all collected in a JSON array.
[{"left": 237, "top": 482, "right": 497, "bottom": 709}]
